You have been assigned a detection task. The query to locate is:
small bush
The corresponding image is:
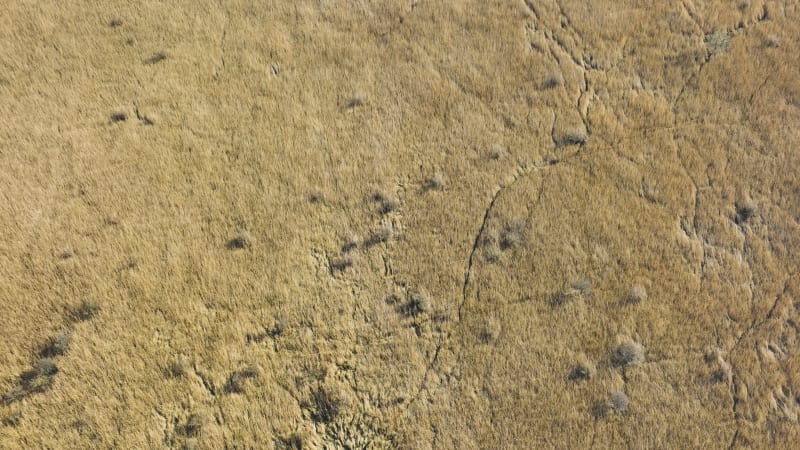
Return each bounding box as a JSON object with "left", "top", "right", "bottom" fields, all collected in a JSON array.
[
  {"left": 568, "top": 365, "right": 592, "bottom": 381},
  {"left": 379, "top": 198, "right": 399, "bottom": 215},
  {"left": 2, "top": 388, "right": 27, "bottom": 405},
  {"left": 560, "top": 129, "right": 588, "bottom": 147},
  {"left": 764, "top": 35, "right": 780, "bottom": 48},
  {"left": 181, "top": 413, "right": 206, "bottom": 437},
  {"left": 499, "top": 218, "right": 525, "bottom": 250},
  {"left": 270, "top": 317, "right": 288, "bottom": 337},
  {"left": 363, "top": 226, "right": 393, "bottom": 248},
  {"left": 73, "top": 301, "right": 100, "bottom": 321},
  {"left": 308, "top": 191, "right": 324, "bottom": 203},
  {"left": 704, "top": 30, "right": 730, "bottom": 55},
  {"left": 423, "top": 174, "right": 444, "bottom": 191},
  {"left": 612, "top": 340, "right": 645, "bottom": 367},
  {"left": 109, "top": 18, "right": 123, "bottom": 27},
  {"left": 572, "top": 279, "right": 592, "bottom": 293},
  {"left": 341, "top": 235, "right": 359, "bottom": 252},
  {"left": 309, "top": 385, "right": 344, "bottom": 423},
  {"left": 553, "top": 288, "right": 580, "bottom": 306},
  {"left": 590, "top": 401, "right": 610, "bottom": 419},
  {"left": 225, "top": 365, "right": 259, "bottom": 394},
  {"left": 144, "top": 50, "right": 168, "bottom": 65},
  {"left": 483, "top": 246, "right": 502, "bottom": 263},
  {"left": 488, "top": 145, "right": 504, "bottom": 160},
  {"left": 110, "top": 110, "right": 127, "bottom": 123},
  {"left": 1, "top": 411, "right": 21, "bottom": 427},
  {"left": 227, "top": 230, "right": 252, "bottom": 250},
  {"left": 543, "top": 72, "right": 564, "bottom": 89},
  {"left": 329, "top": 255, "right": 353, "bottom": 273},
  {"left": 400, "top": 292, "right": 431, "bottom": 317},
  {"left": 346, "top": 95, "right": 364, "bottom": 109},
  {"left": 370, "top": 190, "right": 399, "bottom": 214},
  {"left": 478, "top": 316, "right": 502, "bottom": 343},
  {"left": 610, "top": 390, "right": 629, "bottom": 411},
  {"left": 169, "top": 357, "right": 190, "bottom": 378},
  {"left": 35, "top": 358, "right": 58, "bottom": 376},
  {"left": 628, "top": 284, "right": 647, "bottom": 303},
  {"left": 40, "top": 331, "right": 71, "bottom": 358},
  {"left": 275, "top": 434, "right": 304, "bottom": 450},
  {"left": 735, "top": 200, "right": 756, "bottom": 224}
]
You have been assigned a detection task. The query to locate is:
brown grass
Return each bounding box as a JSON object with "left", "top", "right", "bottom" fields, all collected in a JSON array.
[{"left": 1, "top": 1, "right": 798, "bottom": 448}]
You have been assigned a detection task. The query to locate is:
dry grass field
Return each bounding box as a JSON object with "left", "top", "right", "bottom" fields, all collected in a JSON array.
[{"left": 1, "top": 0, "right": 799, "bottom": 448}]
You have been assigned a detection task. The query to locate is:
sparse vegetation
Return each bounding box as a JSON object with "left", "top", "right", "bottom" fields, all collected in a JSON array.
[{"left": 0, "top": 1, "right": 795, "bottom": 447}]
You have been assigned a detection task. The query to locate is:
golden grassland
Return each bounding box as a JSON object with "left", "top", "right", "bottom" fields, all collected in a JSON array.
[{"left": 1, "top": 0, "right": 799, "bottom": 448}]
